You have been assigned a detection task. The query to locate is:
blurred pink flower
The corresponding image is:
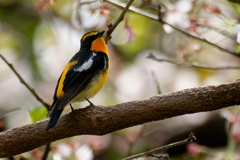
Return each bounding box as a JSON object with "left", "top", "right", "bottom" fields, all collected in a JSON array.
[
  {"left": 191, "top": 44, "right": 202, "bottom": 52},
  {"left": 90, "top": 137, "right": 102, "bottom": 150},
  {"left": 124, "top": 18, "right": 136, "bottom": 43},
  {"left": 163, "top": 0, "right": 192, "bottom": 33},
  {"left": 187, "top": 142, "right": 203, "bottom": 156},
  {"left": 75, "top": 144, "right": 93, "bottom": 160},
  {"left": 56, "top": 143, "right": 72, "bottom": 158},
  {"left": 203, "top": 2, "right": 221, "bottom": 14},
  {"left": 15, "top": 153, "right": 27, "bottom": 159},
  {"left": 233, "top": 24, "right": 240, "bottom": 44},
  {"left": 69, "top": 141, "right": 81, "bottom": 151},
  {"left": 177, "top": 43, "right": 188, "bottom": 60},
  {"left": 99, "top": 4, "right": 110, "bottom": 19},
  {"left": 0, "top": 121, "right": 4, "bottom": 128},
  {"left": 31, "top": 148, "right": 43, "bottom": 160},
  {"left": 231, "top": 111, "right": 240, "bottom": 141},
  {"left": 88, "top": 7, "right": 97, "bottom": 15},
  {"left": 36, "top": 0, "right": 54, "bottom": 11},
  {"left": 221, "top": 110, "right": 235, "bottom": 123}
]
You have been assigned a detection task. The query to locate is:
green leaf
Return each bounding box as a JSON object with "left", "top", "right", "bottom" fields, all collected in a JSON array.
[
  {"left": 235, "top": 44, "right": 240, "bottom": 52},
  {"left": 29, "top": 105, "right": 48, "bottom": 122}
]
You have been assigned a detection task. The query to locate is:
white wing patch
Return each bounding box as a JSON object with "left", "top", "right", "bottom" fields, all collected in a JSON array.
[
  {"left": 74, "top": 52, "right": 96, "bottom": 72},
  {"left": 74, "top": 59, "right": 93, "bottom": 72}
]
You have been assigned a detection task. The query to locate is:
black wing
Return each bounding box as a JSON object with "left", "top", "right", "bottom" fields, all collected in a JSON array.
[{"left": 57, "top": 51, "right": 108, "bottom": 107}]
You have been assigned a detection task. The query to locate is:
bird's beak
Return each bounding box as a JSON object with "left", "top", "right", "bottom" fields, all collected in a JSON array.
[{"left": 97, "top": 31, "right": 105, "bottom": 37}]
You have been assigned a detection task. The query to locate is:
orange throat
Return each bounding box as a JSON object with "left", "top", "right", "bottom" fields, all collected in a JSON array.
[{"left": 90, "top": 37, "right": 108, "bottom": 54}]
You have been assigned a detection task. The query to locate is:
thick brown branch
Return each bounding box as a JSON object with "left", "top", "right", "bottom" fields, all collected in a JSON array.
[
  {"left": 1, "top": 80, "right": 240, "bottom": 157},
  {"left": 0, "top": 54, "right": 51, "bottom": 110},
  {"left": 106, "top": 0, "right": 240, "bottom": 57}
]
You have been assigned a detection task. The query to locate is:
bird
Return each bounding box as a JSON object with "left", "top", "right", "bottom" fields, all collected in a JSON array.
[{"left": 46, "top": 31, "right": 109, "bottom": 130}]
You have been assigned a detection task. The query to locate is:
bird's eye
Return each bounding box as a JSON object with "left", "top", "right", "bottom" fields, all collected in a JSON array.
[{"left": 85, "top": 36, "right": 91, "bottom": 41}]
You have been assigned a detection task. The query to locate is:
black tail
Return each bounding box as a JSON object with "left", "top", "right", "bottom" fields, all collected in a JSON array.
[{"left": 46, "top": 99, "right": 64, "bottom": 131}]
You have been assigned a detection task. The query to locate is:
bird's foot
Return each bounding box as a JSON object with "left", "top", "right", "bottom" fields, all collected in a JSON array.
[
  {"left": 85, "top": 97, "right": 95, "bottom": 107},
  {"left": 70, "top": 103, "right": 75, "bottom": 112}
]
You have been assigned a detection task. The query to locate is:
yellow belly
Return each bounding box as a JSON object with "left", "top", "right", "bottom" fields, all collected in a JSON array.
[{"left": 71, "top": 69, "right": 109, "bottom": 102}]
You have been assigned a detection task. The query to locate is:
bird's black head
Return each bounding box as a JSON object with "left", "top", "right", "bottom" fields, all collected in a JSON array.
[{"left": 80, "top": 31, "right": 105, "bottom": 50}]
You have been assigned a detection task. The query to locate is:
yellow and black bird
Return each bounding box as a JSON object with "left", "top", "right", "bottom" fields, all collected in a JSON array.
[{"left": 46, "top": 31, "right": 109, "bottom": 130}]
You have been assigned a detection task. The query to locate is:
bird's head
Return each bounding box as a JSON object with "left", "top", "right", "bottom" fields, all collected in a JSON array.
[{"left": 80, "top": 31, "right": 106, "bottom": 51}]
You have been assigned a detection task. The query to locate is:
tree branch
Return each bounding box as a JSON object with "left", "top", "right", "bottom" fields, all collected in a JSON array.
[
  {"left": 0, "top": 54, "right": 51, "bottom": 110},
  {"left": 147, "top": 53, "right": 240, "bottom": 70},
  {"left": 122, "top": 132, "right": 196, "bottom": 160},
  {"left": 104, "top": 0, "right": 135, "bottom": 42},
  {"left": 1, "top": 80, "right": 240, "bottom": 157},
  {"left": 41, "top": 143, "right": 50, "bottom": 160},
  {"left": 105, "top": 0, "right": 240, "bottom": 57}
]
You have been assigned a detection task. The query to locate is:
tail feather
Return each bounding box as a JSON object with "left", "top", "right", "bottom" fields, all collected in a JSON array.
[{"left": 46, "top": 99, "right": 64, "bottom": 131}]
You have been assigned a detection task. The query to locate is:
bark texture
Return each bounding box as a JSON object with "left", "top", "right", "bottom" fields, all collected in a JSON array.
[{"left": 0, "top": 80, "right": 240, "bottom": 157}]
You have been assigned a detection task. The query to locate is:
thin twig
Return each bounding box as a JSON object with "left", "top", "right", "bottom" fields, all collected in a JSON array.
[
  {"left": 122, "top": 132, "right": 196, "bottom": 160},
  {"left": 0, "top": 108, "right": 20, "bottom": 118},
  {"left": 105, "top": 0, "right": 240, "bottom": 57},
  {"left": 117, "top": 124, "right": 147, "bottom": 157},
  {"left": 147, "top": 53, "right": 240, "bottom": 70},
  {"left": 117, "top": 132, "right": 133, "bottom": 146},
  {"left": 149, "top": 153, "right": 169, "bottom": 160},
  {"left": 42, "top": 143, "right": 51, "bottom": 160},
  {"left": 104, "top": 0, "right": 135, "bottom": 42},
  {"left": 202, "top": 25, "right": 236, "bottom": 41},
  {"left": 116, "top": 132, "right": 135, "bottom": 157},
  {"left": 0, "top": 54, "right": 51, "bottom": 110},
  {"left": 151, "top": 71, "right": 162, "bottom": 94}
]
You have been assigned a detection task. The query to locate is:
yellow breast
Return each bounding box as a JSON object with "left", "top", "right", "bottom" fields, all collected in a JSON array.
[{"left": 72, "top": 68, "right": 109, "bottom": 102}]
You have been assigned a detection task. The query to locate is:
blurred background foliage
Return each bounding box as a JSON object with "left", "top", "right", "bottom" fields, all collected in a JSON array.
[{"left": 1, "top": 0, "right": 240, "bottom": 159}]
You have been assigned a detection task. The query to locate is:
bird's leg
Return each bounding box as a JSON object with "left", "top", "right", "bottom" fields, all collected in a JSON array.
[
  {"left": 85, "top": 97, "right": 95, "bottom": 106},
  {"left": 69, "top": 103, "right": 75, "bottom": 112}
]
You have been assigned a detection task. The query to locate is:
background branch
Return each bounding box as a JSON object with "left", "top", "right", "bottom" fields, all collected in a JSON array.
[
  {"left": 0, "top": 54, "right": 51, "bottom": 110},
  {"left": 105, "top": 0, "right": 240, "bottom": 57},
  {"left": 0, "top": 54, "right": 52, "bottom": 159},
  {"left": 0, "top": 80, "right": 240, "bottom": 157},
  {"left": 122, "top": 132, "right": 196, "bottom": 160},
  {"left": 104, "top": 0, "right": 135, "bottom": 42},
  {"left": 148, "top": 53, "right": 240, "bottom": 70},
  {"left": 41, "top": 143, "right": 50, "bottom": 160}
]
